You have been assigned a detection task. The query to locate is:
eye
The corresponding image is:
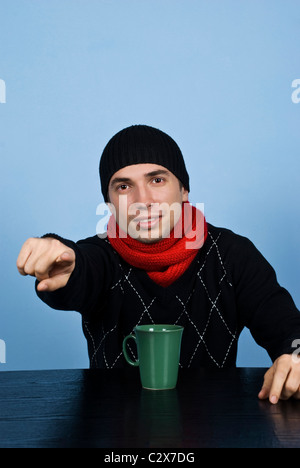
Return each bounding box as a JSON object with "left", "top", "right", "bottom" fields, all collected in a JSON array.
[
  {"left": 117, "top": 184, "right": 129, "bottom": 191},
  {"left": 152, "top": 177, "right": 164, "bottom": 184}
]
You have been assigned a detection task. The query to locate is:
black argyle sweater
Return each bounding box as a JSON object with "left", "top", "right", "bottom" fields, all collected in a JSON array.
[{"left": 36, "top": 223, "right": 300, "bottom": 369}]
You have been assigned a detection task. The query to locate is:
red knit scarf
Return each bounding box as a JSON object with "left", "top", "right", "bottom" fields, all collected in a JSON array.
[{"left": 107, "top": 202, "right": 207, "bottom": 287}]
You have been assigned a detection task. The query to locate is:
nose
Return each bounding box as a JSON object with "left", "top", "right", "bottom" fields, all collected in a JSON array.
[{"left": 132, "top": 183, "right": 154, "bottom": 209}]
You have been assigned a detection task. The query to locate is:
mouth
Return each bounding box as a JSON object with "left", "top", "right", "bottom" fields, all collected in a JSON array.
[{"left": 133, "top": 214, "right": 162, "bottom": 230}]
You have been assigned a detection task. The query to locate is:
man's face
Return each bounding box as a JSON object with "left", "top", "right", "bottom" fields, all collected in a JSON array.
[{"left": 107, "top": 163, "right": 189, "bottom": 243}]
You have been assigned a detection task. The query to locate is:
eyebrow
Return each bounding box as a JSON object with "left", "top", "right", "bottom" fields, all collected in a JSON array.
[{"left": 109, "top": 169, "right": 171, "bottom": 188}]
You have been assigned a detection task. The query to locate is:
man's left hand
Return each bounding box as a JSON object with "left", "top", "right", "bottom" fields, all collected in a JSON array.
[{"left": 258, "top": 354, "right": 300, "bottom": 404}]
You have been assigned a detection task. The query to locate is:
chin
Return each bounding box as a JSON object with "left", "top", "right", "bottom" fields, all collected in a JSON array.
[
  {"left": 136, "top": 227, "right": 172, "bottom": 244},
  {"left": 137, "top": 236, "right": 161, "bottom": 244}
]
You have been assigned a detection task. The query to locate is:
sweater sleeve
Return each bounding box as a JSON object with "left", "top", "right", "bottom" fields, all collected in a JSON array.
[
  {"left": 35, "top": 234, "right": 114, "bottom": 317},
  {"left": 230, "top": 235, "right": 300, "bottom": 362}
]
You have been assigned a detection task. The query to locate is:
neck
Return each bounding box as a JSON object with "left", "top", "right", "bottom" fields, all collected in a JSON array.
[{"left": 107, "top": 202, "right": 208, "bottom": 287}]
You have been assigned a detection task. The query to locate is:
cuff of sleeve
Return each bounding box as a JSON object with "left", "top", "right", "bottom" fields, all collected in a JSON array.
[
  {"left": 270, "top": 336, "right": 300, "bottom": 362},
  {"left": 35, "top": 234, "right": 83, "bottom": 311}
]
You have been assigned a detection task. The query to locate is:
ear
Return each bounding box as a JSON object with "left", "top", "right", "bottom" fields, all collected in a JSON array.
[{"left": 182, "top": 187, "right": 189, "bottom": 202}]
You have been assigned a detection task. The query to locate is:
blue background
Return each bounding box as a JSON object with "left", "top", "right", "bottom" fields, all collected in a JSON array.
[{"left": 0, "top": 0, "right": 299, "bottom": 370}]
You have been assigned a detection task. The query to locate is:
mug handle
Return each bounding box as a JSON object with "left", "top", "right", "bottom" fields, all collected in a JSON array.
[{"left": 122, "top": 334, "right": 139, "bottom": 367}]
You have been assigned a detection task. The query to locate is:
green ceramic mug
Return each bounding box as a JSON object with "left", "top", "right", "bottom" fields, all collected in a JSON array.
[{"left": 122, "top": 324, "right": 184, "bottom": 390}]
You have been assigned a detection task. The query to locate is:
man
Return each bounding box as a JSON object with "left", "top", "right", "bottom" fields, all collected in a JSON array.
[{"left": 17, "top": 124, "right": 300, "bottom": 404}]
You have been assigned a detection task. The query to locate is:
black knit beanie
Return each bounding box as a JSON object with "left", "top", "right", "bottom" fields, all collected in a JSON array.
[{"left": 99, "top": 124, "right": 190, "bottom": 202}]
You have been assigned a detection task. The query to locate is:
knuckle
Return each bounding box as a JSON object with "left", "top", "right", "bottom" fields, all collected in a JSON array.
[
  {"left": 23, "top": 263, "right": 33, "bottom": 275},
  {"left": 279, "top": 354, "right": 291, "bottom": 365},
  {"left": 274, "top": 368, "right": 287, "bottom": 381},
  {"left": 278, "top": 369, "right": 287, "bottom": 378},
  {"left": 34, "top": 268, "right": 47, "bottom": 280},
  {"left": 48, "top": 238, "right": 65, "bottom": 255},
  {"left": 25, "top": 237, "right": 38, "bottom": 247},
  {"left": 49, "top": 238, "right": 62, "bottom": 248}
]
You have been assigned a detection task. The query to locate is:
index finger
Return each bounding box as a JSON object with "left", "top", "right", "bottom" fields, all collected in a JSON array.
[{"left": 269, "top": 360, "right": 291, "bottom": 404}]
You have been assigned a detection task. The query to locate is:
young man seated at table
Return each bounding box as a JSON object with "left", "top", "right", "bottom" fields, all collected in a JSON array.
[{"left": 17, "top": 124, "right": 300, "bottom": 405}]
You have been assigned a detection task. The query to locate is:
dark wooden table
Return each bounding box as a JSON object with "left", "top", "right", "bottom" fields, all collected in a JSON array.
[{"left": 0, "top": 367, "right": 300, "bottom": 448}]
